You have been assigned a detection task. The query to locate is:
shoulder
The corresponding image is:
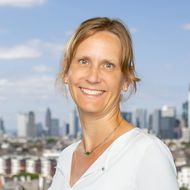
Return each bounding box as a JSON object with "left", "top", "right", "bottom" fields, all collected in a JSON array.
[
  {"left": 131, "top": 129, "right": 179, "bottom": 189},
  {"left": 130, "top": 128, "right": 177, "bottom": 174},
  {"left": 128, "top": 128, "right": 171, "bottom": 154}
]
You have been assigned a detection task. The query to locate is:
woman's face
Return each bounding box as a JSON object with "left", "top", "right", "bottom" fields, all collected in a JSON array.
[{"left": 64, "top": 31, "right": 127, "bottom": 116}]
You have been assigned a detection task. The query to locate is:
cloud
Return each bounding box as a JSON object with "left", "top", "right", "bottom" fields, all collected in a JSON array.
[
  {"left": 181, "top": 23, "right": 190, "bottom": 31},
  {"left": 32, "top": 65, "right": 53, "bottom": 73},
  {"left": 28, "top": 38, "right": 64, "bottom": 56},
  {"left": 0, "top": 0, "right": 47, "bottom": 7},
  {"left": 0, "top": 39, "right": 64, "bottom": 60},
  {"left": 0, "top": 79, "right": 13, "bottom": 87},
  {"left": 0, "top": 45, "right": 41, "bottom": 60},
  {"left": 0, "top": 75, "right": 55, "bottom": 100}
]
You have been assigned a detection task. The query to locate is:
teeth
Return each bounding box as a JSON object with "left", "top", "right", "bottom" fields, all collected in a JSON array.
[{"left": 80, "top": 88, "right": 104, "bottom": 95}]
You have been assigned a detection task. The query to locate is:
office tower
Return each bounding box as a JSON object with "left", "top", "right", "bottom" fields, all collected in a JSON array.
[
  {"left": 135, "top": 108, "right": 147, "bottom": 129},
  {"left": 69, "top": 109, "right": 79, "bottom": 138},
  {"left": 65, "top": 123, "right": 70, "bottom": 136},
  {"left": 17, "top": 113, "right": 28, "bottom": 137},
  {"left": 152, "top": 109, "right": 161, "bottom": 136},
  {"left": 0, "top": 117, "right": 5, "bottom": 134},
  {"left": 27, "top": 111, "right": 36, "bottom": 138},
  {"left": 160, "top": 105, "right": 177, "bottom": 139},
  {"left": 51, "top": 118, "right": 60, "bottom": 137},
  {"left": 188, "top": 85, "right": 190, "bottom": 128},
  {"left": 122, "top": 111, "right": 132, "bottom": 123},
  {"left": 162, "top": 105, "right": 176, "bottom": 117},
  {"left": 36, "top": 122, "right": 44, "bottom": 137},
  {"left": 182, "top": 101, "right": 188, "bottom": 127},
  {"left": 45, "top": 108, "right": 52, "bottom": 136}
]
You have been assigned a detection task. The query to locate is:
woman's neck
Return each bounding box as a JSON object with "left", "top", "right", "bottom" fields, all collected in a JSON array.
[{"left": 78, "top": 109, "right": 123, "bottom": 152}]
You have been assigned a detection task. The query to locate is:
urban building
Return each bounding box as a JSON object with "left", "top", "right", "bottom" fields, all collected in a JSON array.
[
  {"left": 50, "top": 118, "right": 60, "bottom": 137},
  {"left": 0, "top": 118, "right": 5, "bottom": 135},
  {"left": 188, "top": 85, "right": 190, "bottom": 128},
  {"left": 181, "top": 127, "right": 190, "bottom": 142},
  {"left": 17, "top": 113, "right": 28, "bottom": 138},
  {"left": 45, "top": 108, "right": 52, "bottom": 136},
  {"left": 65, "top": 123, "right": 70, "bottom": 136},
  {"left": 36, "top": 122, "right": 44, "bottom": 137},
  {"left": 69, "top": 109, "right": 80, "bottom": 138},
  {"left": 134, "top": 108, "right": 147, "bottom": 129},
  {"left": 0, "top": 155, "right": 56, "bottom": 178},
  {"left": 27, "top": 111, "right": 36, "bottom": 138},
  {"left": 151, "top": 109, "right": 161, "bottom": 136},
  {"left": 178, "top": 166, "right": 190, "bottom": 190},
  {"left": 17, "top": 112, "right": 37, "bottom": 138},
  {"left": 160, "top": 105, "right": 179, "bottom": 139},
  {"left": 182, "top": 101, "right": 188, "bottom": 127}
]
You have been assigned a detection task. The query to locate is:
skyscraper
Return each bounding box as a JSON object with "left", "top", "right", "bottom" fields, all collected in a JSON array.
[
  {"left": 69, "top": 109, "right": 79, "bottom": 138},
  {"left": 160, "top": 105, "right": 177, "bottom": 139},
  {"left": 27, "top": 111, "right": 36, "bottom": 138},
  {"left": 152, "top": 109, "right": 161, "bottom": 136},
  {"left": 182, "top": 101, "right": 188, "bottom": 127},
  {"left": 188, "top": 85, "right": 190, "bottom": 128},
  {"left": 17, "top": 113, "right": 28, "bottom": 137},
  {"left": 45, "top": 108, "right": 52, "bottom": 136},
  {"left": 135, "top": 109, "right": 147, "bottom": 129},
  {"left": 51, "top": 118, "right": 60, "bottom": 137},
  {"left": 0, "top": 117, "right": 5, "bottom": 134}
]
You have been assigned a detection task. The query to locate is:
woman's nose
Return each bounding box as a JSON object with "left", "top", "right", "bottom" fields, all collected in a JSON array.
[{"left": 86, "top": 65, "right": 101, "bottom": 84}]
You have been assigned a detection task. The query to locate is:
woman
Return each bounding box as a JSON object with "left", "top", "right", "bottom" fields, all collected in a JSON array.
[{"left": 49, "top": 17, "right": 179, "bottom": 190}]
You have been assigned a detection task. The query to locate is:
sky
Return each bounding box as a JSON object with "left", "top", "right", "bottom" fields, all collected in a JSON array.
[{"left": 0, "top": 0, "right": 190, "bottom": 131}]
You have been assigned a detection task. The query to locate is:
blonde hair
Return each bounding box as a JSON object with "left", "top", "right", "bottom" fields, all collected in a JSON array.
[{"left": 58, "top": 17, "right": 140, "bottom": 93}]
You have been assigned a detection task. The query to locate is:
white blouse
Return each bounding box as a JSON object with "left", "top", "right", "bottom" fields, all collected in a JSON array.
[{"left": 48, "top": 128, "right": 179, "bottom": 190}]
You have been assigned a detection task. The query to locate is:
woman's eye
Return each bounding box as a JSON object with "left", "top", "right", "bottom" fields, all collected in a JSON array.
[
  {"left": 104, "top": 63, "right": 114, "bottom": 69},
  {"left": 79, "top": 59, "right": 88, "bottom": 65}
]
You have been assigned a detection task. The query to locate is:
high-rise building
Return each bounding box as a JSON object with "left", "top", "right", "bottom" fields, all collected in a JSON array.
[
  {"left": 0, "top": 117, "right": 5, "bottom": 134},
  {"left": 45, "top": 108, "right": 52, "bottom": 136},
  {"left": 51, "top": 118, "right": 60, "bottom": 137},
  {"left": 65, "top": 123, "right": 70, "bottom": 136},
  {"left": 36, "top": 122, "right": 44, "bottom": 137},
  {"left": 162, "top": 105, "right": 176, "bottom": 118},
  {"left": 152, "top": 109, "right": 161, "bottom": 136},
  {"left": 17, "top": 113, "right": 28, "bottom": 137},
  {"left": 182, "top": 101, "right": 188, "bottom": 127},
  {"left": 160, "top": 105, "right": 178, "bottom": 139},
  {"left": 17, "top": 111, "right": 37, "bottom": 138},
  {"left": 69, "top": 109, "right": 79, "bottom": 137},
  {"left": 188, "top": 85, "right": 190, "bottom": 128},
  {"left": 134, "top": 109, "right": 147, "bottom": 129},
  {"left": 27, "top": 111, "right": 36, "bottom": 138}
]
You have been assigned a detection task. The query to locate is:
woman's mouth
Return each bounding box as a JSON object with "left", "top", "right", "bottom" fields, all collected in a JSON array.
[{"left": 79, "top": 87, "right": 105, "bottom": 96}]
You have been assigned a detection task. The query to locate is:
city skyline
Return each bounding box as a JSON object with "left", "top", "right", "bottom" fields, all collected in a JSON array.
[
  {"left": 0, "top": 0, "right": 190, "bottom": 130},
  {"left": 3, "top": 103, "right": 186, "bottom": 137}
]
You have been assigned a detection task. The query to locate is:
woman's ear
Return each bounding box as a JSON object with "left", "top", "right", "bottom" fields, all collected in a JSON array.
[
  {"left": 122, "top": 80, "right": 128, "bottom": 91},
  {"left": 64, "top": 75, "right": 68, "bottom": 84},
  {"left": 63, "top": 59, "right": 69, "bottom": 84}
]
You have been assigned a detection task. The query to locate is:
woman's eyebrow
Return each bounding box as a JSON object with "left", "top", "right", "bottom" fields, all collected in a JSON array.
[
  {"left": 101, "top": 58, "right": 117, "bottom": 64},
  {"left": 75, "top": 55, "right": 117, "bottom": 63}
]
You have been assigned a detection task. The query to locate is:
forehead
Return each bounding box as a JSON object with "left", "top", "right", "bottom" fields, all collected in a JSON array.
[{"left": 75, "top": 31, "right": 122, "bottom": 62}]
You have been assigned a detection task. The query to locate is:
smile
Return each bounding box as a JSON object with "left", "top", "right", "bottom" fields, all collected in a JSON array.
[{"left": 80, "top": 87, "right": 105, "bottom": 96}]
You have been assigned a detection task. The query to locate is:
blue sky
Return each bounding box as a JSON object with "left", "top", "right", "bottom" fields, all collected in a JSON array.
[{"left": 0, "top": 0, "right": 190, "bottom": 131}]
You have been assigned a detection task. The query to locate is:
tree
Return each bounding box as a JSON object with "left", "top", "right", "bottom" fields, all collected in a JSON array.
[{"left": 180, "top": 187, "right": 188, "bottom": 190}]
